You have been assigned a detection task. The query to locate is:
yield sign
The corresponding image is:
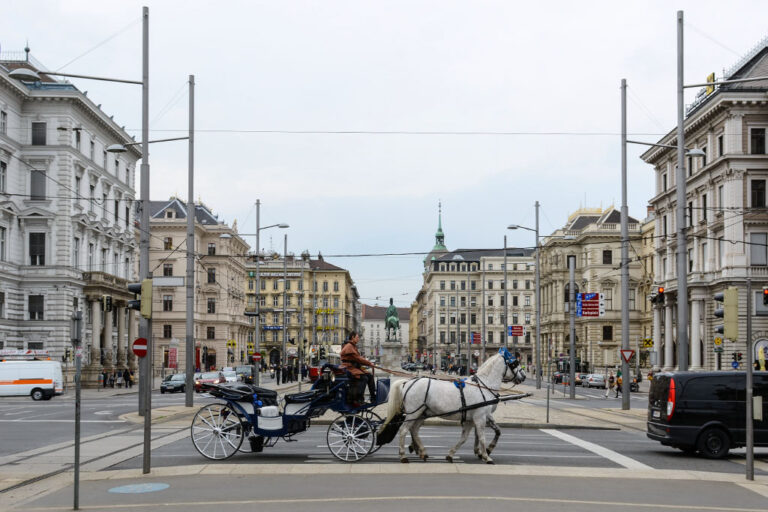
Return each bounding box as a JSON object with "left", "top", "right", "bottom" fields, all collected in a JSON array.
[{"left": 620, "top": 349, "right": 635, "bottom": 363}]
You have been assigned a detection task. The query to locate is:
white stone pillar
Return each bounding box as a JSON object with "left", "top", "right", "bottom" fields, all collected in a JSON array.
[
  {"left": 690, "top": 299, "right": 702, "bottom": 370},
  {"left": 653, "top": 306, "right": 662, "bottom": 369},
  {"left": 664, "top": 304, "right": 674, "bottom": 370},
  {"left": 117, "top": 306, "right": 126, "bottom": 367},
  {"left": 103, "top": 306, "right": 113, "bottom": 368},
  {"left": 91, "top": 300, "right": 102, "bottom": 366}
]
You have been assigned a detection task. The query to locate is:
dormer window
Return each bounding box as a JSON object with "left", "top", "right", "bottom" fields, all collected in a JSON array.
[{"left": 166, "top": 210, "right": 175, "bottom": 219}]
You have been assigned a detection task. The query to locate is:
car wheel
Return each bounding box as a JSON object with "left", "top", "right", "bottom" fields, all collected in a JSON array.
[
  {"left": 180, "top": 386, "right": 185, "bottom": 393},
  {"left": 31, "top": 389, "right": 44, "bottom": 401},
  {"left": 697, "top": 427, "right": 730, "bottom": 459},
  {"left": 161, "top": 389, "right": 165, "bottom": 394}
]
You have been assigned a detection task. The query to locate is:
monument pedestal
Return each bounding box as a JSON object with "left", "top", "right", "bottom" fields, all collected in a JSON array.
[{"left": 378, "top": 340, "right": 403, "bottom": 378}]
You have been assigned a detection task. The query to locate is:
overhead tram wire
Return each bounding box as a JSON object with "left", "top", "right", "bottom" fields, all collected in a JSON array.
[
  {"left": 127, "top": 128, "right": 668, "bottom": 137},
  {"left": 53, "top": 17, "right": 142, "bottom": 72}
]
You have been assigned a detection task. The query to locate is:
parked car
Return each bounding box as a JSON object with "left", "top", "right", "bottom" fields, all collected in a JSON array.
[
  {"left": 194, "top": 371, "right": 225, "bottom": 392},
  {"left": 235, "top": 365, "right": 257, "bottom": 384},
  {"left": 160, "top": 373, "right": 186, "bottom": 394},
  {"left": 222, "top": 370, "right": 238, "bottom": 383},
  {"left": 647, "top": 371, "right": 768, "bottom": 458},
  {"left": 552, "top": 372, "right": 565, "bottom": 384},
  {"left": 582, "top": 373, "right": 606, "bottom": 389}
]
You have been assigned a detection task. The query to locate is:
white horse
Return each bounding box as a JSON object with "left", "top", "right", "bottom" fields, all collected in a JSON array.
[{"left": 378, "top": 347, "right": 526, "bottom": 464}]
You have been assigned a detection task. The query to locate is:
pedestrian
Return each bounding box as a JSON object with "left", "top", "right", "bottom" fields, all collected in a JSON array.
[
  {"left": 123, "top": 368, "right": 130, "bottom": 389},
  {"left": 108, "top": 372, "right": 115, "bottom": 388},
  {"left": 276, "top": 364, "right": 282, "bottom": 385},
  {"left": 116, "top": 371, "right": 123, "bottom": 388},
  {"left": 615, "top": 369, "right": 622, "bottom": 398},
  {"left": 128, "top": 369, "right": 135, "bottom": 388},
  {"left": 604, "top": 372, "right": 615, "bottom": 399},
  {"left": 102, "top": 370, "right": 108, "bottom": 388}
]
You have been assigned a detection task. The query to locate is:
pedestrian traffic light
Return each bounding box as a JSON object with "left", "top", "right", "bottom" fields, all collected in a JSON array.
[
  {"left": 127, "top": 279, "right": 153, "bottom": 319},
  {"left": 763, "top": 287, "right": 768, "bottom": 306},
  {"left": 732, "top": 352, "right": 738, "bottom": 362},
  {"left": 738, "top": 352, "right": 743, "bottom": 362},
  {"left": 320, "top": 346, "right": 326, "bottom": 359},
  {"left": 102, "top": 295, "right": 113, "bottom": 312},
  {"left": 714, "top": 287, "right": 738, "bottom": 341}
]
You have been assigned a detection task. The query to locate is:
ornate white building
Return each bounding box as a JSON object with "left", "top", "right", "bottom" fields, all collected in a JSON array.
[{"left": 0, "top": 51, "right": 139, "bottom": 381}]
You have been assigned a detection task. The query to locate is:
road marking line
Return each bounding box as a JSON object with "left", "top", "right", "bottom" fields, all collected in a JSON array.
[
  {"left": 540, "top": 429, "right": 653, "bottom": 469},
  {"left": 0, "top": 419, "right": 125, "bottom": 423}
]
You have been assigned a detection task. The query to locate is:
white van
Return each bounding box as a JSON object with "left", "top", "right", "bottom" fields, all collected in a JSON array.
[{"left": 0, "top": 360, "right": 64, "bottom": 400}]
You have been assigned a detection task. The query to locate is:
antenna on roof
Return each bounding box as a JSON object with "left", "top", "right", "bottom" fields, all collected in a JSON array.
[{"left": 25, "top": 41, "right": 30, "bottom": 62}]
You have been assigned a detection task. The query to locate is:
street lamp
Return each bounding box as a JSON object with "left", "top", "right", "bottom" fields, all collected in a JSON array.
[
  {"left": 251, "top": 200, "right": 288, "bottom": 386},
  {"left": 508, "top": 203, "right": 541, "bottom": 389},
  {"left": 11, "top": 6, "right": 152, "bottom": 477}
]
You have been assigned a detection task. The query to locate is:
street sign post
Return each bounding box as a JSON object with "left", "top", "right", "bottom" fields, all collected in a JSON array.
[
  {"left": 508, "top": 325, "right": 525, "bottom": 337},
  {"left": 132, "top": 338, "right": 148, "bottom": 358},
  {"left": 576, "top": 293, "right": 605, "bottom": 317},
  {"left": 620, "top": 349, "right": 635, "bottom": 363}
]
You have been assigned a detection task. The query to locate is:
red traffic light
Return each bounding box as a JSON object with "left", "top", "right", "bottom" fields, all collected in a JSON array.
[
  {"left": 658, "top": 287, "right": 664, "bottom": 294},
  {"left": 763, "top": 287, "right": 768, "bottom": 306}
]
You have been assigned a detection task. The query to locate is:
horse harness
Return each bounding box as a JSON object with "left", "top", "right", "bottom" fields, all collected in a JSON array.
[{"left": 401, "top": 374, "right": 502, "bottom": 424}]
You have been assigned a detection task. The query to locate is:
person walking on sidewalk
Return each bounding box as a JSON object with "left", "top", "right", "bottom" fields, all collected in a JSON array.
[
  {"left": 615, "top": 370, "right": 623, "bottom": 398},
  {"left": 605, "top": 372, "right": 615, "bottom": 399},
  {"left": 275, "top": 364, "right": 282, "bottom": 385}
]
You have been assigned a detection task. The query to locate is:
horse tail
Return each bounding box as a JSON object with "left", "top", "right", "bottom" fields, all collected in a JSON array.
[{"left": 376, "top": 379, "right": 407, "bottom": 446}]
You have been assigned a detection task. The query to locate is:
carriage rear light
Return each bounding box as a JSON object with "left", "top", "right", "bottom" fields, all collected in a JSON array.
[{"left": 666, "top": 378, "right": 676, "bottom": 420}]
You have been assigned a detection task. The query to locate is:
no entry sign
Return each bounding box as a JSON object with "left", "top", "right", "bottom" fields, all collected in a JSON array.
[
  {"left": 252, "top": 352, "right": 262, "bottom": 362},
  {"left": 132, "top": 338, "right": 148, "bottom": 358}
]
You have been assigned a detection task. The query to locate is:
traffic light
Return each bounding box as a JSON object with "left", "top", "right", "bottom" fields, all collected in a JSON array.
[
  {"left": 102, "top": 295, "right": 113, "bottom": 312},
  {"left": 320, "top": 346, "right": 326, "bottom": 359},
  {"left": 127, "top": 279, "right": 152, "bottom": 319},
  {"left": 651, "top": 286, "right": 665, "bottom": 305},
  {"left": 732, "top": 352, "right": 738, "bottom": 362},
  {"left": 763, "top": 287, "right": 768, "bottom": 306},
  {"left": 738, "top": 352, "right": 743, "bottom": 362},
  {"left": 714, "top": 287, "right": 738, "bottom": 341}
]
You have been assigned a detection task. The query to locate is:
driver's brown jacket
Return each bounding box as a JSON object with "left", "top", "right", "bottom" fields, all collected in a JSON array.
[{"left": 340, "top": 342, "right": 373, "bottom": 378}]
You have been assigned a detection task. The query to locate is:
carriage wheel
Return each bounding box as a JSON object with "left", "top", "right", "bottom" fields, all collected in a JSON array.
[
  {"left": 326, "top": 414, "right": 374, "bottom": 462},
  {"left": 360, "top": 410, "right": 384, "bottom": 454},
  {"left": 191, "top": 403, "right": 244, "bottom": 460}
]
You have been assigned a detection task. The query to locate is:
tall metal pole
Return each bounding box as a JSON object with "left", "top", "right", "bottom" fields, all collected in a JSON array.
[
  {"left": 72, "top": 311, "right": 83, "bottom": 510},
  {"left": 535, "top": 201, "right": 542, "bottom": 389},
  {"left": 569, "top": 255, "right": 576, "bottom": 399},
  {"left": 282, "top": 234, "right": 287, "bottom": 368},
  {"left": 481, "top": 265, "right": 486, "bottom": 363},
  {"left": 746, "top": 278, "right": 754, "bottom": 480},
  {"left": 455, "top": 275, "right": 460, "bottom": 364},
  {"left": 139, "top": 5, "right": 152, "bottom": 475},
  {"left": 434, "top": 294, "right": 438, "bottom": 370},
  {"left": 504, "top": 235, "right": 509, "bottom": 349},
  {"left": 675, "top": 10, "right": 689, "bottom": 371},
  {"left": 466, "top": 266, "right": 471, "bottom": 372},
  {"left": 185, "top": 74, "right": 195, "bottom": 408},
  {"left": 254, "top": 200, "right": 261, "bottom": 385},
  {"left": 621, "top": 78, "right": 630, "bottom": 410},
  {"left": 298, "top": 258, "right": 305, "bottom": 392}
]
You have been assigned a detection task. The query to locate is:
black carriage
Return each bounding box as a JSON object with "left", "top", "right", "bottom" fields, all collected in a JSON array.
[{"left": 190, "top": 365, "right": 390, "bottom": 462}]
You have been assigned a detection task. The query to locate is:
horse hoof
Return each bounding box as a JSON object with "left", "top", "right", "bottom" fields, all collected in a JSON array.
[
  {"left": 485, "top": 458, "right": 495, "bottom": 465},
  {"left": 421, "top": 454, "right": 428, "bottom": 461},
  {"left": 400, "top": 458, "right": 409, "bottom": 463},
  {"left": 446, "top": 455, "right": 453, "bottom": 463},
  {"left": 408, "top": 445, "right": 414, "bottom": 453}
]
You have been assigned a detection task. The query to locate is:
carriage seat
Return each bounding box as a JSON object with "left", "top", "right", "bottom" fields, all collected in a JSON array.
[
  {"left": 284, "top": 390, "right": 322, "bottom": 404},
  {"left": 321, "top": 363, "right": 348, "bottom": 377}
]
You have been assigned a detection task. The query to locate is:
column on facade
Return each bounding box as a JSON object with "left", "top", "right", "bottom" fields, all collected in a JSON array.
[
  {"left": 127, "top": 309, "right": 137, "bottom": 370},
  {"left": 116, "top": 306, "right": 126, "bottom": 367},
  {"left": 664, "top": 304, "right": 674, "bottom": 370},
  {"left": 91, "top": 299, "right": 102, "bottom": 366},
  {"left": 653, "top": 306, "right": 662, "bottom": 369},
  {"left": 103, "top": 306, "right": 114, "bottom": 367},
  {"left": 690, "top": 299, "right": 702, "bottom": 370}
]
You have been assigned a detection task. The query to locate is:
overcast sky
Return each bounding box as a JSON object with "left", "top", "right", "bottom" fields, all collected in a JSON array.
[{"left": 3, "top": 1, "right": 767, "bottom": 307}]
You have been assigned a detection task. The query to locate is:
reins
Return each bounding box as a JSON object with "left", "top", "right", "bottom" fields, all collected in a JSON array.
[{"left": 372, "top": 364, "right": 522, "bottom": 397}]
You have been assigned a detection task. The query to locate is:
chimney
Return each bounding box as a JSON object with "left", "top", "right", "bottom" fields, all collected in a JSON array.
[{"left": 646, "top": 205, "right": 655, "bottom": 217}]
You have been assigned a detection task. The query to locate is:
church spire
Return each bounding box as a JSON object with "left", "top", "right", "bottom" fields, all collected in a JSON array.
[{"left": 433, "top": 201, "right": 446, "bottom": 251}]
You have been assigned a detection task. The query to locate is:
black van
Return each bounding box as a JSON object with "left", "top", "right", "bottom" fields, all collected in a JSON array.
[{"left": 647, "top": 371, "right": 768, "bottom": 458}]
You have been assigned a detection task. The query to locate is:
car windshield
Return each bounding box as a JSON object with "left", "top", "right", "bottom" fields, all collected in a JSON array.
[
  {"left": 223, "top": 371, "right": 236, "bottom": 378},
  {"left": 171, "top": 374, "right": 185, "bottom": 381},
  {"left": 201, "top": 372, "right": 219, "bottom": 379}
]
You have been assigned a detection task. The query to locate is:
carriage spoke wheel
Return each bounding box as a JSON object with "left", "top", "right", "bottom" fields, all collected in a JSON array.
[
  {"left": 327, "top": 415, "right": 374, "bottom": 462},
  {"left": 360, "top": 410, "right": 384, "bottom": 454},
  {"left": 191, "top": 403, "right": 244, "bottom": 460}
]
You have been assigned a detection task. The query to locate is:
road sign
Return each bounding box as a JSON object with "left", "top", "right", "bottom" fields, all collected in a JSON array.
[
  {"left": 620, "top": 349, "right": 635, "bottom": 363},
  {"left": 132, "top": 338, "right": 148, "bottom": 358},
  {"left": 642, "top": 337, "right": 653, "bottom": 348},
  {"left": 732, "top": 361, "right": 740, "bottom": 369},
  {"left": 713, "top": 337, "right": 723, "bottom": 346},
  {"left": 168, "top": 347, "right": 178, "bottom": 369},
  {"left": 714, "top": 347, "right": 724, "bottom": 353},
  {"left": 508, "top": 325, "right": 525, "bottom": 337},
  {"left": 252, "top": 352, "right": 262, "bottom": 362},
  {"left": 576, "top": 293, "right": 605, "bottom": 317}
]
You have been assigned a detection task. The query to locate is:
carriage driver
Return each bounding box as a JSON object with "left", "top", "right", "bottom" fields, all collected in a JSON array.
[{"left": 340, "top": 331, "right": 377, "bottom": 404}]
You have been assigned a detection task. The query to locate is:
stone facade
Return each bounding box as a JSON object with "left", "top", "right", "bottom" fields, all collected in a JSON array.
[
  {"left": 641, "top": 42, "right": 768, "bottom": 370},
  {"left": 0, "top": 53, "right": 139, "bottom": 384}
]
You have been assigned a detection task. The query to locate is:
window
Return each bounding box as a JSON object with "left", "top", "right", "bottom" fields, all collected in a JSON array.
[
  {"left": 751, "top": 180, "right": 766, "bottom": 208},
  {"left": 88, "top": 243, "right": 94, "bottom": 270},
  {"left": 701, "top": 242, "right": 708, "bottom": 272},
  {"left": 29, "top": 233, "right": 45, "bottom": 265},
  {"left": 487, "top": 315, "right": 493, "bottom": 325},
  {"left": 487, "top": 297, "right": 493, "bottom": 307},
  {"left": 208, "top": 243, "right": 216, "bottom": 255},
  {"left": 602, "top": 250, "right": 612, "bottom": 265},
  {"left": 602, "top": 325, "right": 613, "bottom": 341},
  {"left": 333, "top": 281, "right": 339, "bottom": 292},
  {"left": 662, "top": 173, "right": 667, "bottom": 192},
  {"left": 163, "top": 295, "right": 173, "bottom": 311},
  {"left": 471, "top": 281, "right": 476, "bottom": 291},
  {"left": 702, "top": 194, "right": 708, "bottom": 221},
  {"left": 500, "top": 295, "right": 505, "bottom": 306},
  {"left": 440, "top": 296, "right": 445, "bottom": 306},
  {"left": 450, "top": 280, "right": 456, "bottom": 291},
  {"left": 0, "top": 227, "right": 5, "bottom": 261},
  {"left": 512, "top": 313, "right": 518, "bottom": 324},
  {"left": 261, "top": 280, "right": 266, "bottom": 290},
  {"left": 31, "top": 122, "right": 46, "bottom": 145},
  {"left": 688, "top": 248, "right": 694, "bottom": 273},
  {"left": 750, "top": 128, "right": 766, "bottom": 154},
  {"left": 440, "top": 315, "right": 446, "bottom": 325},
  {"left": 750, "top": 233, "right": 767, "bottom": 266},
  {"left": 0, "top": 110, "right": 6, "bottom": 134},
  {"left": 248, "top": 280, "right": 254, "bottom": 290},
  {"left": 29, "top": 295, "right": 44, "bottom": 320},
  {"left": 163, "top": 325, "right": 172, "bottom": 338},
  {"left": 512, "top": 295, "right": 518, "bottom": 307},
  {"left": 488, "top": 280, "right": 493, "bottom": 290},
  {"left": 525, "top": 280, "right": 531, "bottom": 290},
  {"left": 333, "top": 298, "right": 339, "bottom": 308},
  {"left": 603, "top": 288, "right": 613, "bottom": 310},
  {"left": 460, "top": 296, "right": 466, "bottom": 307},
  {"left": 273, "top": 296, "right": 279, "bottom": 307},
  {"left": 30, "top": 169, "right": 46, "bottom": 200},
  {"left": 718, "top": 134, "right": 724, "bottom": 157},
  {"left": 75, "top": 130, "right": 81, "bottom": 151},
  {"left": 0, "top": 160, "right": 6, "bottom": 193},
  {"left": 207, "top": 327, "right": 215, "bottom": 340},
  {"left": 718, "top": 185, "right": 724, "bottom": 210},
  {"left": 629, "top": 289, "right": 636, "bottom": 310},
  {"left": 470, "top": 313, "right": 476, "bottom": 324},
  {"left": 688, "top": 201, "right": 694, "bottom": 227},
  {"left": 662, "top": 215, "right": 667, "bottom": 237},
  {"left": 440, "top": 332, "right": 446, "bottom": 343},
  {"left": 460, "top": 280, "right": 466, "bottom": 291},
  {"left": 701, "top": 146, "right": 707, "bottom": 167},
  {"left": 90, "top": 139, "right": 95, "bottom": 160},
  {"left": 719, "top": 237, "right": 725, "bottom": 269},
  {"left": 525, "top": 313, "right": 531, "bottom": 325},
  {"left": 488, "top": 264, "right": 493, "bottom": 270},
  {"left": 450, "top": 296, "right": 455, "bottom": 307},
  {"left": 440, "top": 280, "right": 445, "bottom": 290},
  {"left": 163, "top": 237, "right": 172, "bottom": 250},
  {"left": 323, "top": 281, "right": 328, "bottom": 292},
  {"left": 207, "top": 268, "right": 216, "bottom": 283},
  {"left": 273, "top": 280, "right": 279, "bottom": 290},
  {"left": 525, "top": 295, "right": 531, "bottom": 306},
  {"left": 488, "top": 331, "right": 494, "bottom": 343},
  {"left": 207, "top": 298, "right": 216, "bottom": 314},
  {"left": 114, "top": 199, "right": 119, "bottom": 222},
  {"left": 512, "top": 280, "right": 518, "bottom": 290},
  {"left": 89, "top": 185, "right": 95, "bottom": 213},
  {"left": 163, "top": 263, "right": 173, "bottom": 276}
]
